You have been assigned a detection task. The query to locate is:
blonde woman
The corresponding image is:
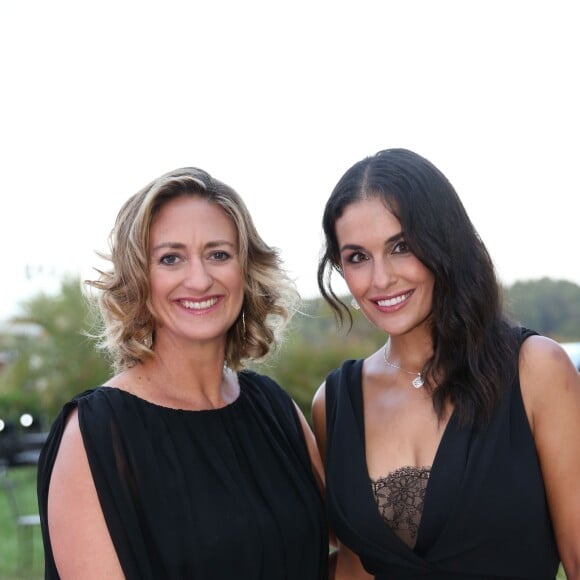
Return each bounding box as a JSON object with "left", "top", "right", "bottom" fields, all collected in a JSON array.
[{"left": 38, "top": 168, "right": 328, "bottom": 579}]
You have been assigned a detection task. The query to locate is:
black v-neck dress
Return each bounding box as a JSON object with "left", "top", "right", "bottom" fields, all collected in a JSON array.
[
  {"left": 37, "top": 371, "right": 328, "bottom": 579},
  {"left": 324, "top": 331, "right": 560, "bottom": 579}
]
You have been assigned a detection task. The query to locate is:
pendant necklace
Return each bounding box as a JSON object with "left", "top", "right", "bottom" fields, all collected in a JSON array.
[{"left": 383, "top": 343, "right": 424, "bottom": 388}]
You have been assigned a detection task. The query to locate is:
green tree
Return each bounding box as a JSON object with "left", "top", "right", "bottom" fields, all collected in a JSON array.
[
  {"left": 264, "top": 297, "right": 385, "bottom": 420},
  {"left": 0, "top": 276, "right": 110, "bottom": 426},
  {"left": 505, "top": 278, "right": 580, "bottom": 341}
]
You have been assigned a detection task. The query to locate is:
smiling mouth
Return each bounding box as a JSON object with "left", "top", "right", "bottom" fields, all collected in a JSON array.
[
  {"left": 180, "top": 298, "right": 219, "bottom": 310},
  {"left": 376, "top": 291, "right": 412, "bottom": 307}
]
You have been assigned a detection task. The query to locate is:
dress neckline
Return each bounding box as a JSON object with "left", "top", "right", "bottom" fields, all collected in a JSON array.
[
  {"left": 370, "top": 465, "right": 432, "bottom": 484},
  {"left": 356, "top": 359, "right": 455, "bottom": 488},
  {"left": 350, "top": 358, "right": 461, "bottom": 555},
  {"left": 97, "top": 375, "right": 246, "bottom": 414}
]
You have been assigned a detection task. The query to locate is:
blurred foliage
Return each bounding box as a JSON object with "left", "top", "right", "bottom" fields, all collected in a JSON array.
[
  {"left": 0, "top": 276, "right": 110, "bottom": 427},
  {"left": 261, "top": 298, "right": 385, "bottom": 420},
  {"left": 504, "top": 278, "right": 580, "bottom": 341},
  {"left": 1, "top": 276, "right": 579, "bottom": 427}
]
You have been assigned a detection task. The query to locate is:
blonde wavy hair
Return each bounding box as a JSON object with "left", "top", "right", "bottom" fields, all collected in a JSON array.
[{"left": 86, "top": 167, "right": 299, "bottom": 373}]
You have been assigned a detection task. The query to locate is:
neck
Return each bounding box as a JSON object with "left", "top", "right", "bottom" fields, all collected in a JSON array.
[
  {"left": 133, "top": 347, "right": 235, "bottom": 410},
  {"left": 385, "top": 334, "right": 432, "bottom": 369}
]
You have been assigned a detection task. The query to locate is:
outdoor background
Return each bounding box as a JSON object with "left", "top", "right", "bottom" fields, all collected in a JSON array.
[
  {"left": 1, "top": 0, "right": 578, "bottom": 578},
  {"left": 1, "top": 276, "right": 579, "bottom": 578}
]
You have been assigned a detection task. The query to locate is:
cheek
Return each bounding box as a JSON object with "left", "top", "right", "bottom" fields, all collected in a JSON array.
[
  {"left": 410, "top": 259, "right": 434, "bottom": 284},
  {"left": 149, "top": 270, "right": 173, "bottom": 304},
  {"left": 418, "top": 270, "right": 435, "bottom": 307},
  {"left": 226, "top": 267, "right": 245, "bottom": 297},
  {"left": 149, "top": 273, "right": 164, "bottom": 296},
  {"left": 343, "top": 268, "right": 367, "bottom": 295}
]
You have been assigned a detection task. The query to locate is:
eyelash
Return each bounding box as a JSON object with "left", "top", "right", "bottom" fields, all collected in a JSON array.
[
  {"left": 158, "top": 250, "right": 232, "bottom": 266},
  {"left": 344, "top": 240, "right": 410, "bottom": 264},
  {"left": 393, "top": 240, "right": 410, "bottom": 254},
  {"left": 346, "top": 251, "right": 368, "bottom": 264},
  {"left": 211, "top": 251, "right": 231, "bottom": 261},
  {"left": 160, "top": 254, "right": 180, "bottom": 266}
]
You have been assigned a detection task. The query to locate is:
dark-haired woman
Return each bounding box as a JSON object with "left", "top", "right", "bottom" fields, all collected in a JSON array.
[{"left": 312, "top": 148, "right": 580, "bottom": 579}]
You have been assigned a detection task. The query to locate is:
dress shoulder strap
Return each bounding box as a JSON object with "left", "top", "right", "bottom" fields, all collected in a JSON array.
[
  {"left": 323, "top": 359, "right": 365, "bottom": 433},
  {"left": 324, "top": 367, "right": 341, "bottom": 418},
  {"left": 518, "top": 326, "right": 538, "bottom": 344}
]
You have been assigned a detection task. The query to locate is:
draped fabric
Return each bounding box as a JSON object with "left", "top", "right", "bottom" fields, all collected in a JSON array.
[
  {"left": 38, "top": 371, "right": 328, "bottom": 580},
  {"left": 325, "top": 329, "right": 560, "bottom": 579}
]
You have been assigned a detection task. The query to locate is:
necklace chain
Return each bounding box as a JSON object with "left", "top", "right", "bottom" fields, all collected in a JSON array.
[{"left": 383, "top": 343, "right": 424, "bottom": 388}]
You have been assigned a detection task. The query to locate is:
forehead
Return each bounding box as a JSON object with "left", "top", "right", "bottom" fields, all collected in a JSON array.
[
  {"left": 150, "top": 195, "right": 236, "bottom": 241},
  {"left": 335, "top": 197, "right": 401, "bottom": 245}
]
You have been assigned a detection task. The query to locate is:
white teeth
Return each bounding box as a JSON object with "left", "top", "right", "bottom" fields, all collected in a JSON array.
[
  {"left": 181, "top": 298, "right": 218, "bottom": 310},
  {"left": 377, "top": 292, "right": 411, "bottom": 307}
]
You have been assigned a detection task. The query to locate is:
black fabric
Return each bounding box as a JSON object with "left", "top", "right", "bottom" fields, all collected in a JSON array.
[
  {"left": 325, "top": 329, "right": 560, "bottom": 579},
  {"left": 38, "top": 370, "right": 328, "bottom": 580}
]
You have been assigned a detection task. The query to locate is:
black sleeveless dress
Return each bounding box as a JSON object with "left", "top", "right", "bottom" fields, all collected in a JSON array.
[
  {"left": 37, "top": 370, "right": 328, "bottom": 579},
  {"left": 325, "top": 330, "right": 560, "bottom": 579}
]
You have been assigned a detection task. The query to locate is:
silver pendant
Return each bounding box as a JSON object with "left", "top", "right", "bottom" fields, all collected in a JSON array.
[{"left": 412, "top": 375, "right": 424, "bottom": 389}]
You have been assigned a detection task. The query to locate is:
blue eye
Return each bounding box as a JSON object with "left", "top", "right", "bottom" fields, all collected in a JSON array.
[
  {"left": 211, "top": 251, "right": 231, "bottom": 261},
  {"left": 160, "top": 254, "right": 180, "bottom": 265}
]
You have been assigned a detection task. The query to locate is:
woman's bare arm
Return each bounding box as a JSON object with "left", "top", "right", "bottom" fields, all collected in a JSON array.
[
  {"left": 48, "top": 408, "right": 125, "bottom": 579},
  {"left": 520, "top": 336, "right": 580, "bottom": 579}
]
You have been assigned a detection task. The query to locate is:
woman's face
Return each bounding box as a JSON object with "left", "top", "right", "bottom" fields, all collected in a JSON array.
[
  {"left": 335, "top": 196, "right": 434, "bottom": 338},
  {"left": 148, "top": 195, "right": 244, "bottom": 349}
]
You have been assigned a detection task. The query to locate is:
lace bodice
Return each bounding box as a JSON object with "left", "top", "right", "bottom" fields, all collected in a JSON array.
[{"left": 370, "top": 465, "right": 431, "bottom": 549}]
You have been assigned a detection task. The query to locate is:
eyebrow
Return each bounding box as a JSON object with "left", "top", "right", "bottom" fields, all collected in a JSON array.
[
  {"left": 151, "top": 240, "right": 237, "bottom": 253},
  {"left": 339, "top": 231, "right": 404, "bottom": 253}
]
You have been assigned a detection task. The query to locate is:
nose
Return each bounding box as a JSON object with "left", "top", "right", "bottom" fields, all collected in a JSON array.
[
  {"left": 372, "top": 257, "right": 396, "bottom": 289},
  {"left": 183, "top": 258, "right": 213, "bottom": 292}
]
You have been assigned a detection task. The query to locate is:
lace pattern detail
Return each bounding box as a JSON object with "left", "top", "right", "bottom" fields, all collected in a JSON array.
[{"left": 370, "top": 465, "right": 431, "bottom": 549}]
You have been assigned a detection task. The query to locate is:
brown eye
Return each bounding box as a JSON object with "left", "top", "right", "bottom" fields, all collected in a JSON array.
[
  {"left": 347, "top": 252, "right": 367, "bottom": 264},
  {"left": 392, "top": 240, "right": 410, "bottom": 254}
]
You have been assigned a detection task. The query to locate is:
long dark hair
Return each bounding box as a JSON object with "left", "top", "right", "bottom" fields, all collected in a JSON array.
[{"left": 318, "top": 148, "right": 519, "bottom": 426}]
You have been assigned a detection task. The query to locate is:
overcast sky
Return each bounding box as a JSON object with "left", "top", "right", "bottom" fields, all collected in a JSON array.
[{"left": 1, "top": 0, "right": 578, "bottom": 321}]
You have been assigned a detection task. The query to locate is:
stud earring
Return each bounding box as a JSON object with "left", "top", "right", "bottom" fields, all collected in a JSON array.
[{"left": 351, "top": 298, "right": 360, "bottom": 310}]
